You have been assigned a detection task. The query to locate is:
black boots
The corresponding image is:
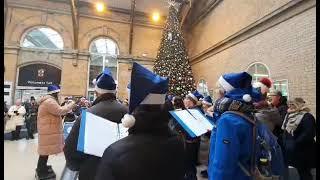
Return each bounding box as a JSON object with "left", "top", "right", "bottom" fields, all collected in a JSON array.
[
  {"left": 35, "top": 167, "right": 56, "bottom": 180},
  {"left": 11, "top": 132, "right": 20, "bottom": 141}
]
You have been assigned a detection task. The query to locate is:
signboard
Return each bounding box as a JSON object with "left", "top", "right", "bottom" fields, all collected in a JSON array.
[
  {"left": 17, "top": 64, "right": 61, "bottom": 87},
  {"left": 4, "top": 81, "right": 12, "bottom": 105}
]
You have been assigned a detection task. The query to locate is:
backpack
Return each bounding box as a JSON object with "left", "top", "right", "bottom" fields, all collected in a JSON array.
[{"left": 223, "top": 111, "right": 285, "bottom": 180}]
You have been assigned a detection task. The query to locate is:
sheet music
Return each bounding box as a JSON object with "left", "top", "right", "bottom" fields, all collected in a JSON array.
[
  {"left": 174, "top": 110, "right": 207, "bottom": 137},
  {"left": 81, "top": 112, "right": 128, "bottom": 157},
  {"left": 187, "top": 109, "right": 214, "bottom": 131}
]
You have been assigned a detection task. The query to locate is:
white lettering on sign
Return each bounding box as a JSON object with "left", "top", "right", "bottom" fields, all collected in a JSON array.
[{"left": 27, "top": 81, "right": 53, "bottom": 85}]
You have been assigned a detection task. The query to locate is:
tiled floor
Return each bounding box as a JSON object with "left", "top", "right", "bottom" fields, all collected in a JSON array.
[
  {"left": 5, "top": 134, "right": 315, "bottom": 180},
  {"left": 4, "top": 134, "right": 65, "bottom": 180},
  {"left": 4, "top": 134, "right": 208, "bottom": 180}
]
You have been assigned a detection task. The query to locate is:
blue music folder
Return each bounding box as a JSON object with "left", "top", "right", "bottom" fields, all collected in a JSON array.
[
  {"left": 169, "top": 109, "right": 214, "bottom": 138},
  {"left": 77, "top": 110, "right": 128, "bottom": 157}
]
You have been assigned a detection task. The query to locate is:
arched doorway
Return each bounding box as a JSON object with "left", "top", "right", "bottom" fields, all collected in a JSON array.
[
  {"left": 15, "top": 63, "right": 62, "bottom": 102},
  {"left": 15, "top": 27, "right": 64, "bottom": 102},
  {"left": 87, "top": 37, "right": 119, "bottom": 101}
]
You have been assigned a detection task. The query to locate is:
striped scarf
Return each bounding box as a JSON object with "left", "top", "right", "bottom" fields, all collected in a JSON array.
[{"left": 281, "top": 106, "right": 310, "bottom": 135}]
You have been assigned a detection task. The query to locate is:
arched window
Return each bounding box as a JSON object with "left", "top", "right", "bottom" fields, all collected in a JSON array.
[
  {"left": 247, "top": 62, "right": 270, "bottom": 83},
  {"left": 197, "top": 79, "right": 209, "bottom": 97},
  {"left": 21, "top": 27, "right": 63, "bottom": 50},
  {"left": 88, "top": 37, "right": 119, "bottom": 99}
]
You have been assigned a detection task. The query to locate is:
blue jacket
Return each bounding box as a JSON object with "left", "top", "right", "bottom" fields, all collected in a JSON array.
[{"left": 208, "top": 113, "right": 254, "bottom": 180}]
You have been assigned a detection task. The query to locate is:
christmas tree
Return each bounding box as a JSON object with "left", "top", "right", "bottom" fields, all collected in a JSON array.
[{"left": 154, "top": 2, "right": 196, "bottom": 97}]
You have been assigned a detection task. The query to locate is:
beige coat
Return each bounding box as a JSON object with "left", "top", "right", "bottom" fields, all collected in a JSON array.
[
  {"left": 6, "top": 105, "right": 26, "bottom": 131},
  {"left": 37, "top": 95, "right": 74, "bottom": 155}
]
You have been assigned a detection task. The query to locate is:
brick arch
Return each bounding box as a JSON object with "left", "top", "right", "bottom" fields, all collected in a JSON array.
[
  {"left": 17, "top": 61, "right": 62, "bottom": 70},
  {"left": 8, "top": 15, "right": 73, "bottom": 49},
  {"left": 79, "top": 25, "right": 123, "bottom": 54}
]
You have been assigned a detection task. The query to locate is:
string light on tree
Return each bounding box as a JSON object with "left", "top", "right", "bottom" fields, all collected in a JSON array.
[{"left": 153, "top": 2, "right": 196, "bottom": 96}]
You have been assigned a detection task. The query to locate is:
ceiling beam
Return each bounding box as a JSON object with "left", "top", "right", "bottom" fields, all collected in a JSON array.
[
  {"left": 69, "top": 0, "right": 79, "bottom": 50},
  {"left": 180, "top": 0, "right": 192, "bottom": 29},
  {"left": 129, "top": 0, "right": 136, "bottom": 55}
]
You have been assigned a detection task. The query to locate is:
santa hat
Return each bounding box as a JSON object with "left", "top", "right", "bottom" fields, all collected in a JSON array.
[
  {"left": 187, "top": 90, "right": 204, "bottom": 102},
  {"left": 202, "top": 96, "right": 213, "bottom": 106},
  {"left": 94, "top": 68, "right": 117, "bottom": 94},
  {"left": 47, "top": 85, "right": 60, "bottom": 94},
  {"left": 121, "top": 62, "right": 169, "bottom": 128},
  {"left": 253, "top": 77, "right": 272, "bottom": 94},
  {"left": 218, "top": 72, "right": 253, "bottom": 102}
]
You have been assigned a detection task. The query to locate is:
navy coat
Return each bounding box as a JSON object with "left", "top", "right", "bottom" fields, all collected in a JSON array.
[
  {"left": 95, "top": 106, "right": 185, "bottom": 180},
  {"left": 208, "top": 112, "right": 254, "bottom": 180},
  {"left": 282, "top": 112, "right": 316, "bottom": 169}
]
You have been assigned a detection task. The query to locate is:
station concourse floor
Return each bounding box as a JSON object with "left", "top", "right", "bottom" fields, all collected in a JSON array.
[{"left": 4, "top": 134, "right": 207, "bottom": 180}]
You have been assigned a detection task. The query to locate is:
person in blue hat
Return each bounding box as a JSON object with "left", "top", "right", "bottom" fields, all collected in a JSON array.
[
  {"left": 64, "top": 68, "right": 128, "bottom": 180},
  {"left": 36, "top": 85, "right": 76, "bottom": 179},
  {"left": 208, "top": 72, "right": 262, "bottom": 180},
  {"left": 95, "top": 62, "right": 185, "bottom": 180}
]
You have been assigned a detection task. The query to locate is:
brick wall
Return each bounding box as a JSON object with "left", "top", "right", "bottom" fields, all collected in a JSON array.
[
  {"left": 186, "top": 0, "right": 291, "bottom": 57},
  {"left": 190, "top": 6, "right": 316, "bottom": 115}
]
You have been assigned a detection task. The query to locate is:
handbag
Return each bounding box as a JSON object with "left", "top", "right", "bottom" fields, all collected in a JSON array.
[
  {"left": 60, "top": 165, "right": 79, "bottom": 180},
  {"left": 5, "top": 118, "right": 16, "bottom": 133}
]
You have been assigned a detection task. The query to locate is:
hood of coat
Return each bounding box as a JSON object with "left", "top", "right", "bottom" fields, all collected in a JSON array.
[{"left": 38, "top": 95, "right": 56, "bottom": 105}]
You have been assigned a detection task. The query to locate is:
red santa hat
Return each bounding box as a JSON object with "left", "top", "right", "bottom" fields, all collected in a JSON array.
[{"left": 253, "top": 77, "right": 272, "bottom": 94}]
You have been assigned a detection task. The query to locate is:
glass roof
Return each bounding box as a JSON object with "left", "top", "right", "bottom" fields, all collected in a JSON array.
[
  {"left": 90, "top": 38, "right": 119, "bottom": 56},
  {"left": 22, "top": 27, "right": 64, "bottom": 50}
]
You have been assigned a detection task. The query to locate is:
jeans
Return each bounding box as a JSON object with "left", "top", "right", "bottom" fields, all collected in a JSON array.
[{"left": 26, "top": 116, "right": 37, "bottom": 138}]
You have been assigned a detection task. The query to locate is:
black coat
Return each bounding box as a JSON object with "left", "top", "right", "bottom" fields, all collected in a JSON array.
[
  {"left": 95, "top": 106, "right": 186, "bottom": 180},
  {"left": 282, "top": 113, "right": 316, "bottom": 169},
  {"left": 273, "top": 104, "right": 288, "bottom": 139},
  {"left": 64, "top": 96, "right": 128, "bottom": 180}
]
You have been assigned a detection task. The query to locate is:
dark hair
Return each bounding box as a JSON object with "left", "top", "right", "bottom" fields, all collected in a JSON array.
[
  {"left": 50, "top": 93, "right": 59, "bottom": 103},
  {"left": 173, "top": 96, "right": 185, "bottom": 110},
  {"left": 279, "top": 95, "right": 287, "bottom": 106},
  {"left": 185, "top": 95, "right": 197, "bottom": 105}
]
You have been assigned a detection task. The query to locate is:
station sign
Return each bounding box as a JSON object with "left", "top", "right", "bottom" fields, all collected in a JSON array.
[{"left": 17, "top": 64, "right": 61, "bottom": 87}]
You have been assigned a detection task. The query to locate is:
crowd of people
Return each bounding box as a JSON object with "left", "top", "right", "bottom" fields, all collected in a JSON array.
[{"left": 3, "top": 63, "right": 316, "bottom": 180}]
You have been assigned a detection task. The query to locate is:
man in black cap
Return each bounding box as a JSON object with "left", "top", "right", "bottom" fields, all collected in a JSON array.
[{"left": 25, "top": 96, "right": 38, "bottom": 139}]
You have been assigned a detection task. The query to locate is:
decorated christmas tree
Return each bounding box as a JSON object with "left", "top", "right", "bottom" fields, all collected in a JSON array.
[{"left": 153, "top": 2, "right": 196, "bottom": 97}]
